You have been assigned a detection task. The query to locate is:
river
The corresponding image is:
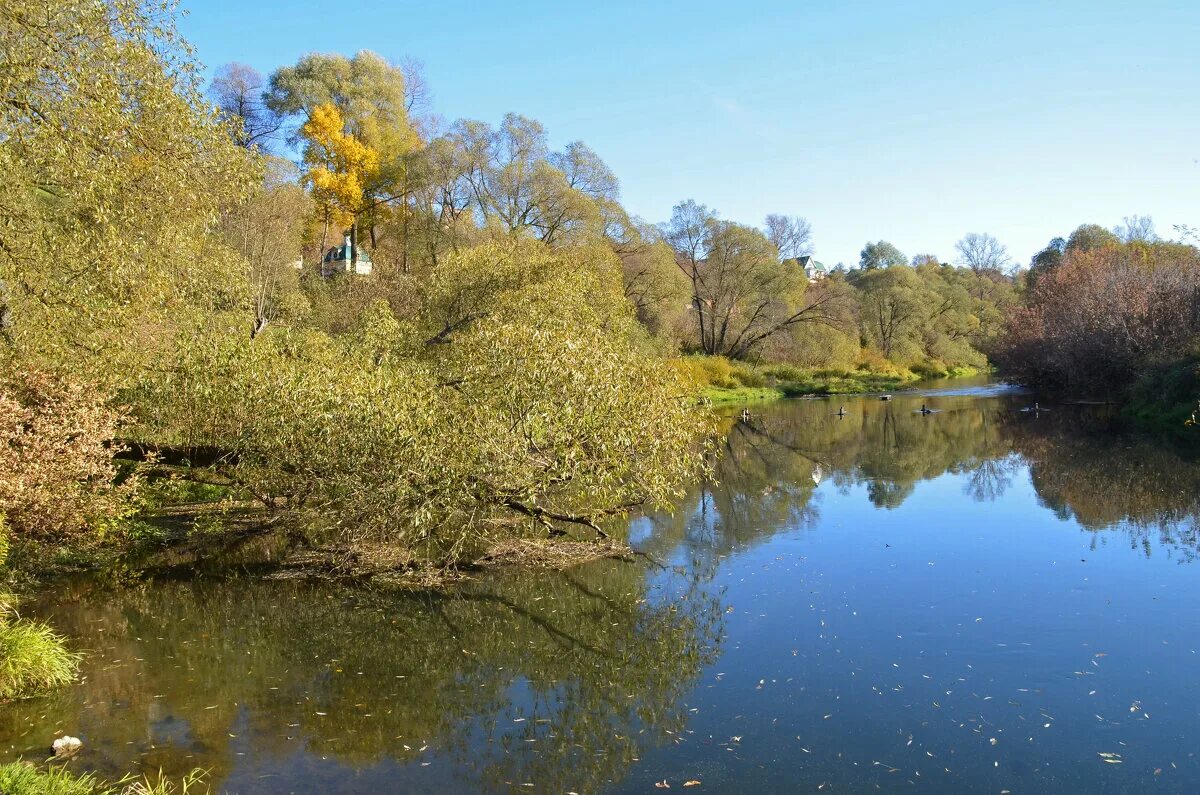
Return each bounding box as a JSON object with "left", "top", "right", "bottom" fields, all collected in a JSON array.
[{"left": 4, "top": 378, "right": 1200, "bottom": 793}]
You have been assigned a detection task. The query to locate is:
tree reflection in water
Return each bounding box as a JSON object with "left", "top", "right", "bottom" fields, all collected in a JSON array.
[
  {"left": 0, "top": 561, "right": 723, "bottom": 793},
  {"left": 642, "top": 389, "right": 1200, "bottom": 561},
  {"left": 5, "top": 386, "right": 1200, "bottom": 792}
]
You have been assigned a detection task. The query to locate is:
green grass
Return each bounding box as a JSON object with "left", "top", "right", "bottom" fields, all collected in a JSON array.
[
  {"left": 0, "top": 764, "right": 209, "bottom": 795},
  {"left": 778, "top": 370, "right": 918, "bottom": 397},
  {"left": 700, "top": 385, "right": 785, "bottom": 405},
  {"left": 681, "top": 355, "right": 980, "bottom": 407},
  {"left": 137, "top": 475, "right": 236, "bottom": 511},
  {"left": 0, "top": 764, "right": 105, "bottom": 795},
  {"left": 0, "top": 597, "right": 79, "bottom": 701},
  {"left": 1, "top": 513, "right": 9, "bottom": 569}
]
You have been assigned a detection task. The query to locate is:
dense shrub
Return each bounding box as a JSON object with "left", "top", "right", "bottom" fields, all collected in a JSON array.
[
  {"left": 994, "top": 241, "right": 1200, "bottom": 392},
  {"left": 1125, "top": 355, "right": 1200, "bottom": 429},
  {"left": 137, "top": 243, "right": 712, "bottom": 560},
  {"left": 671, "top": 356, "right": 739, "bottom": 389},
  {"left": 761, "top": 364, "right": 805, "bottom": 382},
  {"left": 0, "top": 369, "right": 135, "bottom": 546},
  {"left": 854, "top": 349, "right": 908, "bottom": 378}
]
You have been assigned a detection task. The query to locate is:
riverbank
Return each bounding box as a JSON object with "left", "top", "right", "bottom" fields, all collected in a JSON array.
[
  {"left": 0, "top": 762, "right": 207, "bottom": 795},
  {"left": 0, "top": 592, "right": 78, "bottom": 703},
  {"left": 998, "top": 354, "right": 1199, "bottom": 439},
  {"left": 679, "top": 356, "right": 981, "bottom": 405},
  {"left": 7, "top": 389, "right": 1200, "bottom": 793},
  {"left": 1124, "top": 355, "right": 1200, "bottom": 434}
]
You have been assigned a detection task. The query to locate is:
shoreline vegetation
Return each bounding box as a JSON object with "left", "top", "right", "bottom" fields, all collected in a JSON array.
[
  {"left": 990, "top": 227, "right": 1200, "bottom": 434},
  {"left": 0, "top": 593, "right": 79, "bottom": 702},
  {"left": 0, "top": 763, "right": 209, "bottom": 795},
  {"left": 677, "top": 355, "right": 980, "bottom": 405},
  {"left": 0, "top": 1, "right": 1195, "bottom": 773},
  {"left": 3, "top": 0, "right": 1014, "bottom": 597}
]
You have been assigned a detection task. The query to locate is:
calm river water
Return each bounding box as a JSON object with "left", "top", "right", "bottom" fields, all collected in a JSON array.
[{"left": 4, "top": 379, "right": 1200, "bottom": 793}]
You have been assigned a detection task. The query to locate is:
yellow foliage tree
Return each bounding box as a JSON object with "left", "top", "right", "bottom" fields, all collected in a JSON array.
[{"left": 301, "top": 103, "right": 380, "bottom": 239}]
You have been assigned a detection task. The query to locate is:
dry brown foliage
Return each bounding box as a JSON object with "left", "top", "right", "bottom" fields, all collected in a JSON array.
[
  {"left": 993, "top": 242, "right": 1200, "bottom": 391},
  {"left": 0, "top": 368, "right": 133, "bottom": 543}
]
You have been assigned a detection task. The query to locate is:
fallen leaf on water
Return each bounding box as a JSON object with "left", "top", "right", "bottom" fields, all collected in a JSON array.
[
  {"left": 655, "top": 780, "right": 670, "bottom": 789},
  {"left": 683, "top": 781, "right": 701, "bottom": 788}
]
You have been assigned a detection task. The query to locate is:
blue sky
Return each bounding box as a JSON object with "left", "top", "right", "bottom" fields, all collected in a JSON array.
[{"left": 180, "top": 0, "right": 1199, "bottom": 267}]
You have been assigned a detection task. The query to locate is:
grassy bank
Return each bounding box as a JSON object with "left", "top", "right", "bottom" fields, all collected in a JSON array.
[
  {"left": 0, "top": 764, "right": 207, "bottom": 795},
  {"left": 678, "top": 356, "right": 980, "bottom": 406},
  {"left": 0, "top": 593, "right": 79, "bottom": 702},
  {"left": 701, "top": 385, "right": 786, "bottom": 405}
]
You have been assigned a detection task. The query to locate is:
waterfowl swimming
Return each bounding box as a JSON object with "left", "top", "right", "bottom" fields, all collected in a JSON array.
[
  {"left": 918, "top": 404, "right": 934, "bottom": 415},
  {"left": 740, "top": 408, "right": 751, "bottom": 421},
  {"left": 1020, "top": 401, "right": 1047, "bottom": 413},
  {"left": 835, "top": 405, "right": 847, "bottom": 417},
  {"left": 880, "top": 394, "right": 892, "bottom": 401}
]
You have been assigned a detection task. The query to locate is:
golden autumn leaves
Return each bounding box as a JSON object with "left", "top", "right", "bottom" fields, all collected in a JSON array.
[{"left": 301, "top": 103, "right": 381, "bottom": 230}]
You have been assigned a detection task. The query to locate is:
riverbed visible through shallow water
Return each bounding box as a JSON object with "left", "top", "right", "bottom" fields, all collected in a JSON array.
[{"left": 4, "top": 378, "right": 1200, "bottom": 793}]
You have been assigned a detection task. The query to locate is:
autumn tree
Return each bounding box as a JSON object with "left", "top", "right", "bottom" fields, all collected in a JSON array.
[
  {"left": 300, "top": 103, "right": 381, "bottom": 259},
  {"left": 1114, "top": 214, "right": 1158, "bottom": 243},
  {"left": 402, "top": 132, "right": 479, "bottom": 268},
  {"left": 853, "top": 266, "right": 929, "bottom": 359},
  {"left": 606, "top": 213, "right": 690, "bottom": 340},
  {"left": 0, "top": 0, "right": 252, "bottom": 382},
  {"left": 455, "top": 114, "right": 619, "bottom": 246},
  {"left": 218, "top": 158, "right": 312, "bottom": 337},
  {"left": 859, "top": 240, "right": 906, "bottom": 270},
  {"left": 268, "top": 51, "right": 422, "bottom": 258},
  {"left": 764, "top": 214, "right": 813, "bottom": 260},
  {"left": 994, "top": 239, "right": 1200, "bottom": 391},
  {"left": 209, "top": 63, "right": 281, "bottom": 149},
  {"left": 662, "top": 202, "right": 849, "bottom": 359},
  {"left": 955, "top": 232, "right": 1013, "bottom": 304},
  {"left": 0, "top": 0, "right": 253, "bottom": 551},
  {"left": 1066, "top": 223, "right": 1119, "bottom": 253},
  {"left": 955, "top": 233, "right": 1011, "bottom": 275}
]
